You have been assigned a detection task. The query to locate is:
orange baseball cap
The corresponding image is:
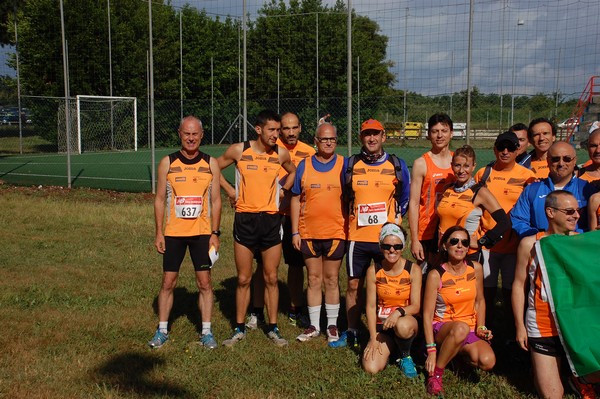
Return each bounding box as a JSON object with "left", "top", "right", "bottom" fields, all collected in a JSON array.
[{"left": 360, "top": 119, "right": 384, "bottom": 133}]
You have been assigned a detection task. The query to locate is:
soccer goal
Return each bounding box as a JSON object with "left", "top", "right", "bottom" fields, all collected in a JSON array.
[{"left": 61, "top": 95, "right": 138, "bottom": 154}]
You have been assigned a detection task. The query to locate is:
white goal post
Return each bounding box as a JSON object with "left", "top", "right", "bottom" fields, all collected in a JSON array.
[{"left": 75, "top": 95, "right": 137, "bottom": 154}]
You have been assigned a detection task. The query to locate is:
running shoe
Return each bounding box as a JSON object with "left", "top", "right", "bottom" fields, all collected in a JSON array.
[
  {"left": 569, "top": 375, "right": 597, "bottom": 399},
  {"left": 222, "top": 328, "right": 246, "bottom": 347},
  {"left": 148, "top": 329, "right": 169, "bottom": 349},
  {"left": 427, "top": 375, "right": 444, "bottom": 396},
  {"left": 245, "top": 313, "right": 258, "bottom": 330},
  {"left": 267, "top": 327, "right": 288, "bottom": 347},
  {"left": 296, "top": 325, "right": 320, "bottom": 342},
  {"left": 289, "top": 312, "right": 310, "bottom": 328},
  {"left": 326, "top": 325, "right": 340, "bottom": 343},
  {"left": 397, "top": 356, "right": 418, "bottom": 378},
  {"left": 199, "top": 333, "right": 218, "bottom": 349},
  {"left": 328, "top": 330, "right": 358, "bottom": 349}
]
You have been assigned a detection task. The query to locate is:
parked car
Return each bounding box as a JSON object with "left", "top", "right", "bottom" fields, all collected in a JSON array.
[{"left": 557, "top": 117, "right": 579, "bottom": 129}]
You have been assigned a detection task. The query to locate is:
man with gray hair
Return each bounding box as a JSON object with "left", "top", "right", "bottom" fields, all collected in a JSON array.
[{"left": 148, "top": 116, "right": 222, "bottom": 349}]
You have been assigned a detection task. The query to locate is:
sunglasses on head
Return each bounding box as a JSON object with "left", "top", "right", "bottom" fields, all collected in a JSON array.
[
  {"left": 549, "top": 155, "right": 575, "bottom": 163},
  {"left": 548, "top": 207, "right": 580, "bottom": 216},
  {"left": 448, "top": 237, "right": 469, "bottom": 247},
  {"left": 380, "top": 243, "right": 403, "bottom": 251}
]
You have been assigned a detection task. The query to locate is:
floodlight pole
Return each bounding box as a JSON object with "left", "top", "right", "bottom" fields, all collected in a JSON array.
[
  {"left": 465, "top": 0, "right": 473, "bottom": 144},
  {"left": 346, "top": 0, "right": 352, "bottom": 156},
  {"left": 149, "top": 0, "right": 156, "bottom": 194},
  {"left": 180, "top": 10, "right": 183, "bottom": 121},
  {"left": 60, "top": 0, "right": 71, "bottom": 188},
  {"left": 108, "top": 0, "right": 114, "bottom": 149},
  {"left": 14, "top": 5, "right": 23, "bottom": 154},
  {"left": 511, "top": 18, "right": 525, "bottom": 127},
  {"left": 243, "top": 0, "right": 247, "bottom": 141}
]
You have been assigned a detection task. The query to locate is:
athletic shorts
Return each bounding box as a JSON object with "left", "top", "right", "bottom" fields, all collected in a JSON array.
[
  {"left": 233, "top": 212, "right": 283, "bottom": 250},
  {"left": 300, "top": 239, "right": 346, "bottom": 260},
  {"left": 528, "top": 336, "right": 566, "bottom": 357},
  {"left": 346, "top": 241, "right": 383, "bottom": 278},
  {"left": 481, "top": 249, "right": 516, "bottom": 289},
  {"left": 282, "top": 215, "right": 304, "bottom": 267},
  {"left": 432, "top": 321, "right": 481, "bottom": 346},
  {"left": 163, "top": 235, "right": 211, "bottom": 272}
]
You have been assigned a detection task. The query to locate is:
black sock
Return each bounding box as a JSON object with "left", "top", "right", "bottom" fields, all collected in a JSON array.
[
  {"left": 236, "top": 323, "right": 246, "bottom": 333},
  {"left": 253, "top": 307, "right": 265, "bottom": 321},
  {"left": 396, "top": 333, "right": 416, "bottom": 359},
  {"left": 268, "top": 323, "right": 277, "bottom": 332}
]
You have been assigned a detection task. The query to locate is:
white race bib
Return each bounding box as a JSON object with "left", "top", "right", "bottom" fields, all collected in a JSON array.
[
  {"left": 357, "top": 202, "right": 387, "bottom": 226},
  {"left": 175, "top": 196, "right": 203, "bottom": 218},
  {"left": 377, "top": 306, "right": 396, "bottom": 323}
]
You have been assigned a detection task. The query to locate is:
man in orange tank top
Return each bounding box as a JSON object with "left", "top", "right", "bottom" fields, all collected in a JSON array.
[
  {"left": 148, "top": 116, "right": 222, "bottom": 350},
  {"left": 246, "top": 112, "right": 316, "bottom": 330},
  {"left": 512, "top": 191, "right": 595, "bottom": 399},
  {"left": 217, "top": 110, "right": 296, "bottom": 347},
  {"left": 577, "top": 128, "right": 600, "bottom": 184},
  {"left": 527, "top": 118, "right": 557, "bottom": 179},
  {"left": 408, "top": 113, "right": 454, "bottom": 267}
]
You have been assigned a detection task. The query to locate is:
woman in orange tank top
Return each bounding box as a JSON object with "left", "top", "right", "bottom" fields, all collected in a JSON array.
[
  {"left": 422, "top": 226, "right": 496, "bottom": 396},
  {"left": 362, "top": 223, "right": 422, "bottom": 377}
]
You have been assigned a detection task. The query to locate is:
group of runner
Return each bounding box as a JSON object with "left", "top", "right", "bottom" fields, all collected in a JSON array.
[{"left": 147, "top": 111, "right": 600, "bottom": 397}]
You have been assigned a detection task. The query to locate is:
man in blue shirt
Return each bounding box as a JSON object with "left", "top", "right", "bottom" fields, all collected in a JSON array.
[{"left": 511, "top": 141, "right": 598, "bottom": 237}]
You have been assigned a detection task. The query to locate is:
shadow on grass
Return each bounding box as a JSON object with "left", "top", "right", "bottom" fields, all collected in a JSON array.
[{"left": 92, "top": 352, "right": 188, "bottom": 397}]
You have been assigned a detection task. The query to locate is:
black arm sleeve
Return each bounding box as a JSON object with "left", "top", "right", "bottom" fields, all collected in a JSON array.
[{"left": 480, "top": 209, "right": 511, "bottom": 248}]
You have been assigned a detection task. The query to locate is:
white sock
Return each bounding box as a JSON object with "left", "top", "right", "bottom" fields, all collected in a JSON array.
[
  {"left": 158, "top": 321, "right": 168, "bottom": 334},
  {"left": 308, "top": 305, "right": 321, "bottom": 331},
  {"left": 325, "top": 303, "right": 340, "bottom": 327},
  {"left": 201, "top": 322, "right": 212, "bottom": 335}
]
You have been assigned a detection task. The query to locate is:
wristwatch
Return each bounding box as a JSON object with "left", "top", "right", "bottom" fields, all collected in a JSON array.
[
  {"left": 396, "top": 307, "right": 406, "bottom": 317},
  {"left": 211, "top": 230, "right": 221, "bottom": 237}
]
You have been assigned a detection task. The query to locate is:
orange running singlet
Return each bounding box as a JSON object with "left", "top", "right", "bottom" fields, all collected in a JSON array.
[
  {"left": 277, "top": 139, "right": 315, "bottom": 215},
  {"left": 235, "top": 141, "right": 281, "bottom": 214},
  {"left": 530, "top": 158, "right": 549, "bottom": 179},
  {"left": 525, "top": 232, "right": 559, "bottom": 338},
  {"left": 475, "top": 164, "right": 535, "bottom": 253},
  {"left": 418, "top": 152, "right": 454, "bottom": 241},
  {"left": 436, "top": 185, "right": 482, "bottom": 242},
  {"left": 348, "top": 158, "right": 399, "bottom": 243},
  {"left": 375, "top": 261, "right": 413, "bottom": 323},
  {"left": 298, "top": 155, "right": 345, "bottom": 240},
  {"left": 165, "top": 151, "right": 213, "bottom": 237},
  {"left": 433, "top": 262, "right": 477, "bottom": 330}
]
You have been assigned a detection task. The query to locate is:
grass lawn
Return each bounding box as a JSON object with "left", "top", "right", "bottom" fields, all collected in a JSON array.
[{"left": 0, "top": 184, "right": 568, "bottom": 398}]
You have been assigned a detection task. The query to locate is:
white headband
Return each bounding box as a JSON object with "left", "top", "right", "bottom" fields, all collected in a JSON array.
[{"left": 379, "top": 223, "right": 406, "bottom": 245}]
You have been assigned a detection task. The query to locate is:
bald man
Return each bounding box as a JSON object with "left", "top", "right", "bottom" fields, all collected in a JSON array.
[{"left": 511, "top": 141, "right": 598, "bottom": 237}]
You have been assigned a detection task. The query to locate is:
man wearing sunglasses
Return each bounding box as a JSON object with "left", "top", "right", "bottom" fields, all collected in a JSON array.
[
  {"left": 474, "top": 131, "right": 535, "bottom": 337},
  {"left": 511, "top": 141, "right": 598, "bottom": 238},
  {"left": 512, "top": 190, "right": 595, "bottom": 399}
]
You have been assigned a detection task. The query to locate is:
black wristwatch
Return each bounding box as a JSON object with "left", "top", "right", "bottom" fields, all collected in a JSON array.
[
  {"left": 396, "top": 307, "right": 406, "bottom": 317},
  {"left": 211, "top": 230, "right": 221, "bottom": 237}
]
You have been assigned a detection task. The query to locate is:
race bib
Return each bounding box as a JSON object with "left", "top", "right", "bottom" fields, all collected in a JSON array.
[
  {"left": 377, "top": 306, "right": 396, "bottom": 323},
  {"left": 357, "top": 202, "right": 387, "bottom": 226},
  {"left": 175, "top": 196, "right": 203, "bottom": 218}
]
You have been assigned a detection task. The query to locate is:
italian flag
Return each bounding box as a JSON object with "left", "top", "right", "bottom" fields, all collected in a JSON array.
[{"left": 536, "top": 230, "right": 600, "bottom": 378}]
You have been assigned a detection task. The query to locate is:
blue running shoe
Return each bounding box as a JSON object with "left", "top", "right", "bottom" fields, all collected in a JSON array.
[
  {"left": 329, "top": 330, "right": 359, "bottom": 348},
  {"left": 200, "top": 333, "right": 218, "bottom": 349},
  {"left": 398, "top": 356, "right": 418, "bottom": 378},
  {"left": 148, "top": 329, "right": 169, "bottom": 349},
  {"left": 222, "top": 327, "right": 246, "bottom": 347}
]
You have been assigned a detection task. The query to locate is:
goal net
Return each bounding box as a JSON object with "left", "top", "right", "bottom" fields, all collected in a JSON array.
[{"left": 58, "top": 95, "right": 137, "bottom": 154}]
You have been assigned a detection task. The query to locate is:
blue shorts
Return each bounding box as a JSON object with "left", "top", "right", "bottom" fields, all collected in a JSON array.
[{"left": 346, "top": 241, "right": 383, "bottom": 278}]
